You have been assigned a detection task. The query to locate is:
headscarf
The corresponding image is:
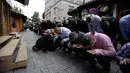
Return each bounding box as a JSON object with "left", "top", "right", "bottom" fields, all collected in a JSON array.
[{"left": 89, "top": 8, "right": 99, "bottom": 15}]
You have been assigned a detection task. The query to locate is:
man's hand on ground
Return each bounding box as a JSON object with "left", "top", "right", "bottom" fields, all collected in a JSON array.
[
  {"left": 72, "top": 44, "right": 77, "bottom": 48},
  {"left": 61, "top": 40, "right": 65, "bottom": 45},
  {"left": 87, "top": 50, "right": 96, "bottom": 55},
  {"left": 76, "top": 44, "right": 83, "bottom": 48},
  {"left": 120, "top": 58, "right": 130, "bottom": 65}
]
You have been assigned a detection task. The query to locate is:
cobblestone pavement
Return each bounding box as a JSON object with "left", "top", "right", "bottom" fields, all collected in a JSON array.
[{"left": 5, "top": 30, "right": 122, "bottom": 73}]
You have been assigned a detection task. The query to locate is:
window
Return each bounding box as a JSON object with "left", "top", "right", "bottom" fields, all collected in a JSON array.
[
  {"left": 77, "top": 1, "right": 79, "bottom": 4},
  {"left": 63, "top": 17, "right": 66, "bottom": 20},
  {"left": 54, "top": 0, "right": 57, "bottom": 3},
  {"left": 54, "top": 7, "right": 57, "bottom": 14},
  {"left": 49, "top": 12, "right": 51, "bottom": 17},
  {"left": 54, "top": 7, "right": 60, "bottom": 15},
  {"left": 69, "top": 5, "right": 74, "bottom": 9},
  {"left": 62, "top": 9, "right": 64, "bottom": 11},
  {"left": 47, "top": 13, "right": 49, "bottom": 19},
  {"left": 58, "top": 17, "right": 60, "bottom": 20},
  {"left": 69, "top": 5, "right": 74, "bottom": 11},
  {"left": 54, "top": 17, "right": 56, "bottom": 20}
]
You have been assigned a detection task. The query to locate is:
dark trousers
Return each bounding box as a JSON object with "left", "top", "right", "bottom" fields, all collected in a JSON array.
[
  {"left": 62, "top": 40, "right": 70, "bottom": 51},
  {"left": 67, "top": 47, "right": 112, "bottom": 72},
  {"left": 68, "top": 48, "right": 112, "bottom": 71},
  {"left": 54, "top": 36, "right": 70, "bottom": 51},
  {"left": 67, "top": 48, "right": 86, "bottom": 55},
  {"left": 83, "top": 52, "right": 112, "bottom": 71},
  {"left": 120, "top": 64, "right": 130, "bottom": 73}
]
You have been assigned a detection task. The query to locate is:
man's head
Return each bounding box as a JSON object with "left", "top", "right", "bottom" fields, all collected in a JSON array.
[
  {"left": 45, "top": 29, "right": 52, "bottom": 34},
  {"left": 69, "top": 32, "right": 79, "bottom": 44},
  {"left": 82, "top": 32, "right": 96, "bottom": 47},
  {"left": 54, "top": 27, "right": 61, "bottom": 35},
  {"left": 57, "top": 23, "right": 63, "bottom": 27}
]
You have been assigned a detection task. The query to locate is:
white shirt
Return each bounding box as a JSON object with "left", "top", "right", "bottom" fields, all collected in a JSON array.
[{"left": 59, "top": 27, "right": 71, "bottom": 41}]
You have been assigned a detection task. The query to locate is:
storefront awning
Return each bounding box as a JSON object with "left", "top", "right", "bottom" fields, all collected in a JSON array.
[
  {"left": 68, "top": 0, "right": 118, "bottom": 15},
  {"left": 117, "top": 0, "right": 130, "bottom": 9},
  {"left": 68, "top": 0, "right": 104, "bottom": 15}
]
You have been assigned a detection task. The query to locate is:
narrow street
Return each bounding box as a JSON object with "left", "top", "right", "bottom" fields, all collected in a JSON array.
[
  {"left": 6, "top": 30, "right": 122, "bottom": 73},
  {"left": 0, "top": 0, "right": 129, "bottom": 73}
]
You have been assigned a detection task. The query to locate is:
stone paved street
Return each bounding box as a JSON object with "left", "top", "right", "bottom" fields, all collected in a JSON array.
[{"left": 5, "top": 30, "right": 122, "bottom": 73}]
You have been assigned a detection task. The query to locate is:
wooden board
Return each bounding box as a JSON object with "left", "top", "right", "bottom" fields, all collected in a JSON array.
[
  {"left": 0, "top": 56, "right": 13, "bottom": 71},
  {"left": 14, "top": 43, "right": 27, "bottom": 69},
  {"left": 0, "top": 39, "right": 20, "bottom": 57},
  {"left": 15, "top": 43, "right": 27, "bottom": 62},
  {"left": 0, "top": 36, "right": 11, "bottom": 45}
]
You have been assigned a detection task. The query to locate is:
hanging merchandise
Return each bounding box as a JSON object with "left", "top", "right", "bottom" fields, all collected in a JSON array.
[
  {"left": 81, "top": 9, "right": 88, "bottom": 20},
  {"left": 99, "top": 5, "right": 110, "bottom": 13}
]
